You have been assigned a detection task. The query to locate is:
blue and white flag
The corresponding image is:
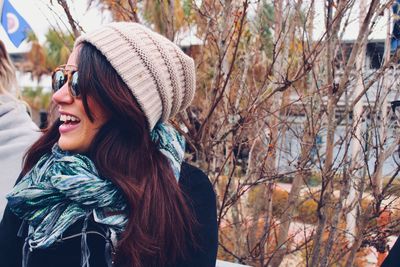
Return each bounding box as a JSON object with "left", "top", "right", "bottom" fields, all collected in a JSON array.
[{"left": 1, "top": 0, "right": 32, "bottom": 47}]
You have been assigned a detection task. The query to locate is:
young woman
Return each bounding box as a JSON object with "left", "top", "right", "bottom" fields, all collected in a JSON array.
[
  {"left": 0, "top": 22, "right": 218, "bottom": 267},
  {"left": 0, "top": 40, "right": 39, "bottom": 216}
]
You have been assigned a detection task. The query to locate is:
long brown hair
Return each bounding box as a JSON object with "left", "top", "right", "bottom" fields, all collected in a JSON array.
[{"left": 22, "top": 42, "right": 196, "bottom": 267}]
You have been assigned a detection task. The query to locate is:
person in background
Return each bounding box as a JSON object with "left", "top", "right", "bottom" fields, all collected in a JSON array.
[
  {"left": 0, "top": 22, "right": 218, "bottom": 267},
  {"left": 0, "top": 40, "right": 40, "bottom": 217}
]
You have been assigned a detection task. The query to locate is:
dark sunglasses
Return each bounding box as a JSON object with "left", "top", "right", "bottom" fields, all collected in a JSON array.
[{"left": 51, "top": 65, "right": 80, "bottom": 97}]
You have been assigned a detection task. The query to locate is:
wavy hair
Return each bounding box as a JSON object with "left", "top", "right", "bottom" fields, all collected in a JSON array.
[
  {"left": 22, "top": 42, "right": 196, "bottom": 267},
  {"left": 0, "top": 40, "right": 18, "bottom": 96}
]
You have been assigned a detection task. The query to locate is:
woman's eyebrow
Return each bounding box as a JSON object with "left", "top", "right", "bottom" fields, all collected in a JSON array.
[{"left": 65, "top": 64, "right": 78, "bottom": 70}]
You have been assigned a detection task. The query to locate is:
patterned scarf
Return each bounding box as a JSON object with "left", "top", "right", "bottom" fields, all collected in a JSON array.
[{"left": 7, "top": 122, "right": 185, "bottom": 251}]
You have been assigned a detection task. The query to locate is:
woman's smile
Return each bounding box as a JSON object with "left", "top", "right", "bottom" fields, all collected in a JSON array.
[{"left": 59, "top": 112, "right": 81, "bottom": 134}]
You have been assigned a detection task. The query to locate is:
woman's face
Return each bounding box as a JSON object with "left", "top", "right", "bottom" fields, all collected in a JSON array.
[{"left": 52, "top": 46, "right": 108, "bottom": 153}]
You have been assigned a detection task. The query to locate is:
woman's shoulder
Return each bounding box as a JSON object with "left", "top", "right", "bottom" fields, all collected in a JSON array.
[
  {"left": 179, "top": 162, "right": 214, "bottom": 195},
  {"left": 176, "top": 162, "right": 218, "bottom": 267},
  {"left": 178, "top": 162, "right": 216, "bottom": 213}
]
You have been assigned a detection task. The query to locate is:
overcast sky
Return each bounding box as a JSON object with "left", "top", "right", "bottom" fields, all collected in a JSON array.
[
  {"left": 0, "top": 0, "right": 391, "bottom": 54},
  {"left": 1, "top": 0, "right": 109, "bottom": 53}
]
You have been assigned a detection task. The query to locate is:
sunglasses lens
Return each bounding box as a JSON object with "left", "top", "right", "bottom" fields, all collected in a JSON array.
[
  {"left": 52, "top": 70, "right": 66, "bottom": 92},
  {"left": 70, "top": 71, "right": 79, "bottom": 97}
]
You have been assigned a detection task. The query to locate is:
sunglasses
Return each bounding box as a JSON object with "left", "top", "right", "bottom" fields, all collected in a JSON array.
[{"left": 51, "top": 65, "right": 80, "bottom": 97}]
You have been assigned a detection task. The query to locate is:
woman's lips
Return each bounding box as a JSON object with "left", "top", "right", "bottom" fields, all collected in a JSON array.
[{"left": 59, "top": 122, "right": 80, "bottom": 134}]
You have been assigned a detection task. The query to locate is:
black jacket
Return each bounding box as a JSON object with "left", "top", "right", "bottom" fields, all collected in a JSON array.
[
  {"left": 382, "top": 236, "right": 400, "bottom": 267},
  {"left": 0, "top": 162, "right": 218, "bottom": 267}
]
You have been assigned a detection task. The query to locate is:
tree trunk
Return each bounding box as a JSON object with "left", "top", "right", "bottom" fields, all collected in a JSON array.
[
  {"left": 346, "top": 0, "right": 367, "bottom": 246},
  {"left": 266, "top": 2, "right": 286, "bottom": 265},
  {"left": 309, "top": 1, "right": 335, "bottom": 265},
  {"left": 372, "top": 6, "right": 392, "bottom": 199},
  {"left": 159, "top": 0, "right": 175, "bottom": 41}
]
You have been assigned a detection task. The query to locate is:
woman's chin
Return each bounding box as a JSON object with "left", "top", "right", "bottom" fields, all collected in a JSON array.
[
  {"left": 58, "top": 142, "right": 70, "bottom": 152},
  {"left": 58, "top": 137, "right": 89, "bottom": 153},
  {"left": 57, "top": 139, "right": 81, "bottom": 153}
]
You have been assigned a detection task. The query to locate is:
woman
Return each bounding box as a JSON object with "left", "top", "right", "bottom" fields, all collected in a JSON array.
[
  {"left": 0, "top": 40, "right": 39, "bottom": 216},
  {"left": 0, "top": 22, "right": 218, "bottom": 267}
]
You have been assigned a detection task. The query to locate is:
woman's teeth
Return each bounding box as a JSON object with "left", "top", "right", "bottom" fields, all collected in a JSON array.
[{"left": 60, "top": 114, "right": 79, "bottom": 123}]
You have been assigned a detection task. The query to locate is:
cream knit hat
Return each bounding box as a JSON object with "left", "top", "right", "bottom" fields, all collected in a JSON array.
[{"left": 75, "top": 22, "right": 196, "bottom": 130}]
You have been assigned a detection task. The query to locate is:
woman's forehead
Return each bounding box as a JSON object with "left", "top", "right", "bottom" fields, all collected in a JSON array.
[{"left": 65, "top": 46, "right": 81, "bottom": 70}]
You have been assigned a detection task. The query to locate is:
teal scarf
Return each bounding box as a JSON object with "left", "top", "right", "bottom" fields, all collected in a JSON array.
[{"left": 7, "top": 122, "right": 185, "bottom": 251}]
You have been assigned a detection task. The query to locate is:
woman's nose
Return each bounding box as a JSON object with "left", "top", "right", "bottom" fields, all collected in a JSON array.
[{"left": 52, "top": 82, "right": 73, "bottom": 105}]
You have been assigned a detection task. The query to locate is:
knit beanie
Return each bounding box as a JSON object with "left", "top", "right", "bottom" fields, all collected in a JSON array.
[{"left": 75, "top": 22, "right": 196, "bottom": 130}]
